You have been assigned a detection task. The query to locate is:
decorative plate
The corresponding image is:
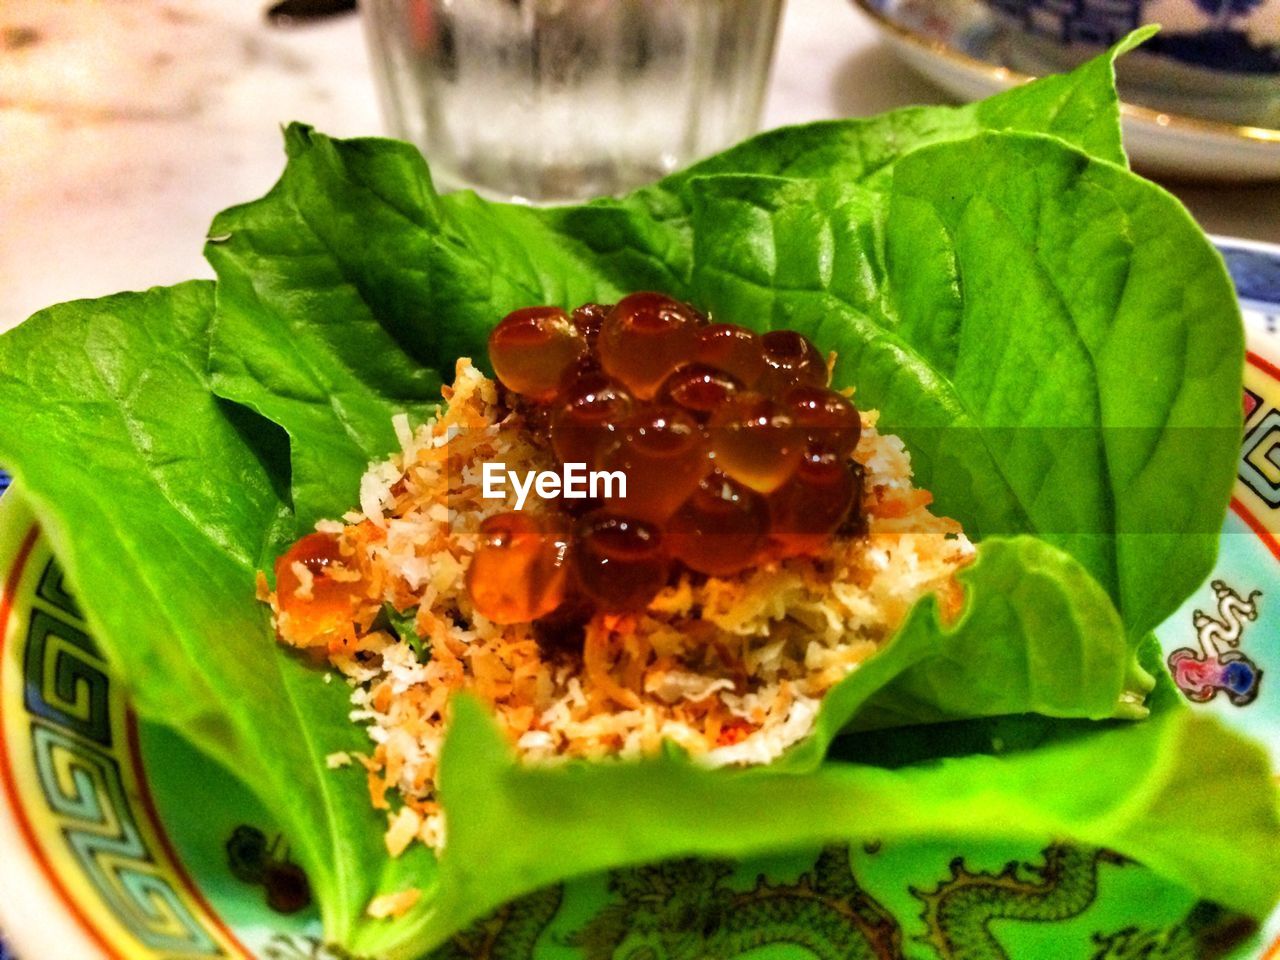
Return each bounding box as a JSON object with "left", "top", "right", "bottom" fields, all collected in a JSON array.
[
  {"left": 0, "top": 239, "right": 1278, "bottom": 960},
  {"left": 852, "top": 0, "right": 1280, "bottom": 182}
]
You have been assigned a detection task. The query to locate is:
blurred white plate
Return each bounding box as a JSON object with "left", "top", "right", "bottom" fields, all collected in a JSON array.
[{"left": 852, "top": 0, "right": 1280, "bottom": 182}]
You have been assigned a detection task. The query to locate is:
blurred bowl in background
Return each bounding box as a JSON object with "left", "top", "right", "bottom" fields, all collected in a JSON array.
[
  {"left": 980, "top": 0, "right": 1280, "bottom": 113},
  {"left": 854, "top": 0, "right": 1280, "bottom": 179}
]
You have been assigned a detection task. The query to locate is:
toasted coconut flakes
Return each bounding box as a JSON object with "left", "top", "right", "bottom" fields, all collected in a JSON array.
[
  {"left": 419, "top": 813, "right": 446, "bottom": 848},
  {"left": 645, "top": 671, "right": 736, "bottom": 705},
  {"left": 367, "top": 888, "right": 421, "bottom": 919},
  {"left": 385, "top": 806, "right": 422, "bottom": 858},
  {"left": 326, "top": 751, "right": 352, "bottom": 769},
  {"left": 392, "top": 413, "right": 414, "bottom": 451},
  {"left": 266, "top": 360, "right": 972, "bottom": 857},
  {"left": 707, "top": 696, "right": 819, "bottom": 766},
  {"left": 289, "top": 561, "right": 315, "bottom": 600}
]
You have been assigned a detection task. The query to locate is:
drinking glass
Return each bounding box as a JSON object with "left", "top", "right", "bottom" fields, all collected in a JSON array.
[{"left": 362, "top": 0, "right": 785, "bottom": 203}]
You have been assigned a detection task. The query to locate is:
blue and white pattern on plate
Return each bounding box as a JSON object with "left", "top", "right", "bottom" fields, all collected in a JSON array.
[
  {"left": 1223, "top": 245, "right": 1280, "bottom": 321},
  {"left": 984, "top": 0, "right": 1280, "bottom": 73}
]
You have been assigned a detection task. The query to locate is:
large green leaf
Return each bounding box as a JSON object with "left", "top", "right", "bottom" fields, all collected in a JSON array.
[
  {"left": 0, "top": 285, "right": 436, "bottom": 944},
  {"left": 537, "top": 28, "right": 1151, "bottom": 294},
  {"left": 779, "top": 534, "right": 1150, "bottom": 775},
  {"left": 362, "top": 646, "right": 1273, "bottom": 956},
  {"left": 684, "top": 133, "right": 1242, "bottom": 639},
  {"left": 361, "top": 683, "right": 1280, "bottom": 958},
  {"left": 205, "top": 128, "right": 627, "bottom": 528}
]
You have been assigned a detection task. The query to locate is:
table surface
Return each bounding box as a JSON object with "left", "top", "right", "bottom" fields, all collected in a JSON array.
[{"left": 1, "top": 0, "right": 1277, "bottom": 333}]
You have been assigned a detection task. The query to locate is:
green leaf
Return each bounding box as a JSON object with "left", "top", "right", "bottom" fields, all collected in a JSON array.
[
  {"left": 206, "top": 127, "right": 625, "bottom": 528},
  {"left": 684, "top": 132, "right": 1242, "bottom": 639},
  {"left": 778, "top": 535, "right": 1151, "bottom": 775},
  {"left": 354, "top": 689, "right": 1280, "bottom": 958},
  {"left": 204, "top": 127, "right": 446, "bottom": 530},
  {"left": 0, "top": 285, "right": 436, "bottom": 944},
  {"left": 538, "top": 30, "right": 1147, "bottom": 293}
]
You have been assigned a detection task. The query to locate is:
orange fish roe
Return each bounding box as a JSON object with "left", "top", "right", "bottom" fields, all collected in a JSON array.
[{"left": 264, "top": 357, "right": 972, "bottom": 855}]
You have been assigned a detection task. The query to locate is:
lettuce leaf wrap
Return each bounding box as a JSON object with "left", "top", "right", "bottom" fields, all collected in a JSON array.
[{"left": 0, "top": 33, "right": 1274, "bottom": 959}]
